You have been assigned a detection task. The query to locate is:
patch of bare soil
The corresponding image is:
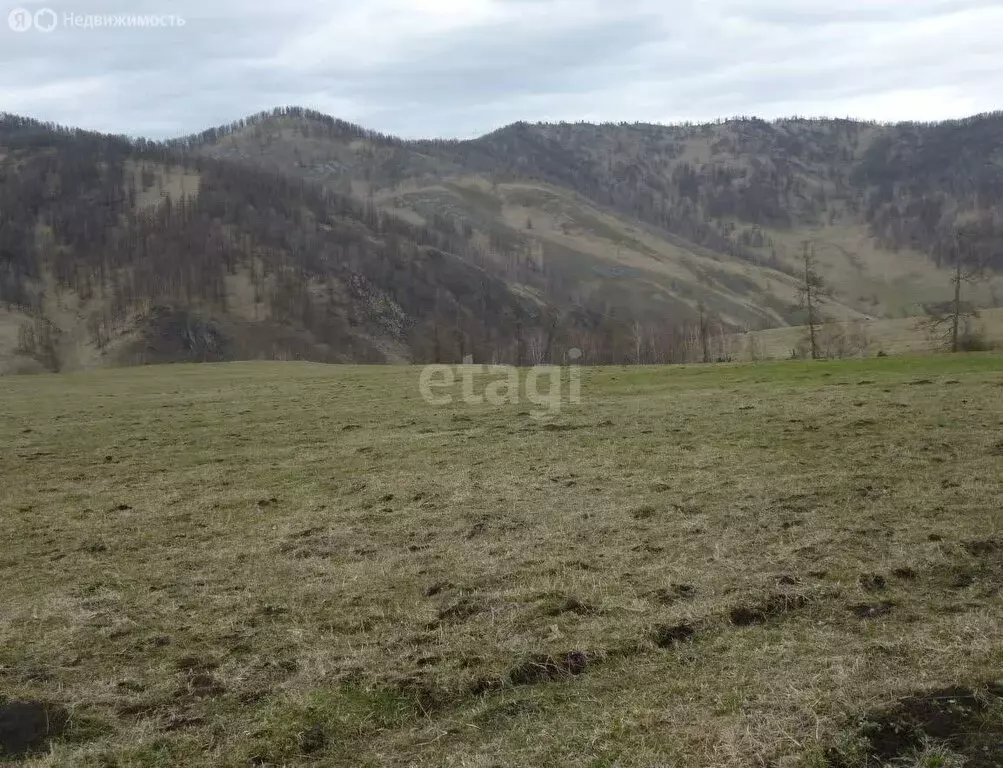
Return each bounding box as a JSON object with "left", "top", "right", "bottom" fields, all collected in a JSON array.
[
  {"left": 858, "top": 573, "right": 887, "bottom": 592},
  {"left": 651, "top": 623, "right": 696, "bottom": 648},
  {"left": 942, "top": 538, "right": 1003, "bottom": 594},
  {"left": 507, "top": 651, "right": 590, "bottom": 686},
  {"left": 729, "top": 591, "right": 812, "bottom": 626},
  {"left": 964, "top": 538, "right": 1003, "bottom": 557},
  {"left": 829, "top": 684, "right": 1003, "bottom": 767},
  {"left": 0, "top": 699, "right": 69, "bottom": 759},
  {"left": 473, "top": 651, "right": 595, "bottom": 694}
]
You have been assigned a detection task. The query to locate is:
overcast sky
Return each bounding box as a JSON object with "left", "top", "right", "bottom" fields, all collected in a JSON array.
[{"left": 2, "top": 0, "right": 1002, "bottom": 140}]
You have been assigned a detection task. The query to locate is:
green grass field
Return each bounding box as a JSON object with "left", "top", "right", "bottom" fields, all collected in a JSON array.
[{"left": 1, "top": 357, "right": 1002, "bottom": 766}]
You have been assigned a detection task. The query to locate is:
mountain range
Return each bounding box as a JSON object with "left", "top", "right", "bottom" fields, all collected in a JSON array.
[{"left": 1, "top": 107, "right": 1001, "bottom": 373}]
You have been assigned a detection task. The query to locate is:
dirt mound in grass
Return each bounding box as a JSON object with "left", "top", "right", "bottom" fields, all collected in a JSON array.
[
  {"left": 829, "top": 684, "right": 1003, "bottom": 767},
  {"left": 469, "top": 651, "right": 594, "bottom": 696},
  {"left": 0, "top": 699, "right": 69, "bottom": 758},
  {"left": 729, "top": 591, "right": 812, "bottom": 626},
  {"left": 507, "top": 652, "right": 590, "bottom": 686}
]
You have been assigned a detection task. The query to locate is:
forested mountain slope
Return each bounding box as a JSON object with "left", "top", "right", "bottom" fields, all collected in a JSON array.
[
  {"left": 2, "top": 109, "right": 1001, "bottom": 372},
  {"left": 0, "top": 118, "right": 536, "bottom": 372},
  {"left": 194, "top": 108, "right": 1003, "bottom": 317}
]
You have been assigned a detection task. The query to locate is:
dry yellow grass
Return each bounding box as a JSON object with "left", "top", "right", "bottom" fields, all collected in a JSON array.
[
  {"left": 1, "top": 358, "right": 1001, "bottom": 766},
  {"left": 394, "top": 176, "right": 809, "bottom": 327},
  {"left": 753, "top": 223, "right": 993, "bottom": 320},
  {"left": 126, "top": 161, "right": 201, "bottom": 211},
  {"left": 736, "top": 308, "right": 1003, "bottom": 361},
  {"left": 377, "top": 174, "right": 1003, "bottom": 336}
]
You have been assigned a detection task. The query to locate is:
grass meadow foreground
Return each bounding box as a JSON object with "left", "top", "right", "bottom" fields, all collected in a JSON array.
[{"left": 1, "top": 357, "right": 1002, "bottom": 767}]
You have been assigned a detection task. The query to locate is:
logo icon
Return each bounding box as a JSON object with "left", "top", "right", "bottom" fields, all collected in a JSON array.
[
  {"left": 7, "top": 7, "right": 33, "bottom": 31},
  {"left": 33, "top": 7, "right": 56, "bottom": 31}
]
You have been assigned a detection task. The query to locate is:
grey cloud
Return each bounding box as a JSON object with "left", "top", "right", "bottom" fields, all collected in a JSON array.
[
  {"left": 1, "top": 0, "right": 1001, "bottom": 140},
  {"left": 720, "top": 0, "right": 1001, "bottom": 25}
]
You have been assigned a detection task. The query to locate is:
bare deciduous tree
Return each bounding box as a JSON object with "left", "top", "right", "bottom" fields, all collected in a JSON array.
[
  {"left": 698, "top": 302, "right": 710, "bottom": 363},
  {"left": 921, "top": 229, "right": 990, "bottom": 352},
  {"left": 798, "top": 241, "right": 825, "bottom": 360}
]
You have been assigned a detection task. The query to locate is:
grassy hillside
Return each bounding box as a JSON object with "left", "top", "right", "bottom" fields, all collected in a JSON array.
[
  {"left": 2, "top": 358, "right": 1001, "bottom": 766},
  {"left": 377, "top": 176, "right": 820, "bottom": 328},
  {"left": 4, "top": 109, "right": 1002, "bottom": 372},
  {"left": 194, "top": 109, "right": 1003, "bottom": 334},
  {"left": 729, "top": 308, "right": 1003, "bottom": 362}
]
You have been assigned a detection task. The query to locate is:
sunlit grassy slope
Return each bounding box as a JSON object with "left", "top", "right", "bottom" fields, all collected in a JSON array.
[
  {"left": 734, "top": 308, "right": 1003, "bottom": 362},
  {"left": 1, "top": 358, "right": 1001, "bottom": 766}
]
